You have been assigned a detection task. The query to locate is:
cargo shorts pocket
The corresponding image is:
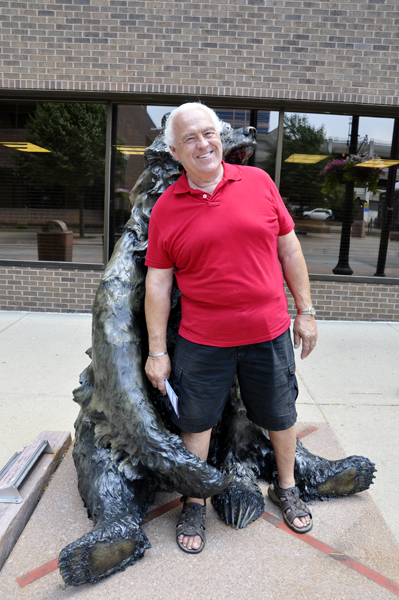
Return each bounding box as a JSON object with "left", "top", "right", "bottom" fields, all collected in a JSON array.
[
  {"left": 171, "top": 359, "right": 183, "bottom": 391},
  {"left": 289, "top": 362, "right": 299, "bottom": 402}
]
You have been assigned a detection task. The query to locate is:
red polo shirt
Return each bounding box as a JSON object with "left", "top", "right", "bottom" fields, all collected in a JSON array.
[{"left": 145, "top": 162, "right": 294, "bottom": 346}]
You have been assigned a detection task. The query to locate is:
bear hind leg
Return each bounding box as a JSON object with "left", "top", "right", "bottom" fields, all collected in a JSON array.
[{"left": 59, "top": 516, "right": 150, "bottom": 586}]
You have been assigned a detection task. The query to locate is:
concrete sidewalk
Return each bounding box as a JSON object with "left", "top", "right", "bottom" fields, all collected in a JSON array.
[{"left": 0, "top": 312, "right": 399, "bottom": 598}]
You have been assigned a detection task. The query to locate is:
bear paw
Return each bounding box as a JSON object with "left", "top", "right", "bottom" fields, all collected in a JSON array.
[
  {"left": 212, "top": 467, "right": 264, "bottom": 529},
  {"left": 59, "top": 516, "right": 150, "bottom": 586}
]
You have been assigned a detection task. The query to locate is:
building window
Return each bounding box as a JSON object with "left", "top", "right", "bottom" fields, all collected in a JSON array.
[
  {"left": 265, "top": 111, "right": 399, "bottom": 278},
  {"left": 0, "top": 101, "right": 106, "bottom": 264}
]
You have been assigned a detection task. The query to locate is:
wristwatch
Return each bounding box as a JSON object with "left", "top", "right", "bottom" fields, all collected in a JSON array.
[{"left": 297, "top": 306, "right": 316, "bottom": 316}]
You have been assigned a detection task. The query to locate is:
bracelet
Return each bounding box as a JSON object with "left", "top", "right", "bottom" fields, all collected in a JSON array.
[
  {"left": 148, "top": 351, "right": 168, "bottom": 358},
  {"left": 297, "top": 306, "right": 316, "bottom": 316}
]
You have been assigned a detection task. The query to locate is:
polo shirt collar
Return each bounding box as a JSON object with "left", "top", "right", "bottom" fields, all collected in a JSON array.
[{"left": 174, "top": 161, "right": 241, "bottom": 194}]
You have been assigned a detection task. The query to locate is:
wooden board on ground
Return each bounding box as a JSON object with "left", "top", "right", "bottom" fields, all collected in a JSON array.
[{"left": 0, "top": 431, "right": 71, "bottom": 571}]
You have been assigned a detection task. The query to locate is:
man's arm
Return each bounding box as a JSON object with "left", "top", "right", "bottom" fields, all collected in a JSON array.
[
  {"left": 277, "top": 230, "right": 318, "bottom": 359},
  {"left": 144, "top": 266, "right": 174, "bottom": 394}
]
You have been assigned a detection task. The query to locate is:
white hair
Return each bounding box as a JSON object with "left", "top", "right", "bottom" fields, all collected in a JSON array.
[{"left": 163, "top": 102, "right": 223, "bottom": 148}]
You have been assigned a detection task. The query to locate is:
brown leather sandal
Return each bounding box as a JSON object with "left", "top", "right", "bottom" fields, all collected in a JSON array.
[
  {"left": 268, "top": 481, "right": 313, "bottom": 534},
  {"left": 176, "top": 498, "right": 206, "bottom": 554}
]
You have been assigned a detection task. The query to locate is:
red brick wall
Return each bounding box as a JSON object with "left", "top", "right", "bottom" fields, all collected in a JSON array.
[
  {"left": 0, "top": 266, "right": 103, "bottom": 312},
  {"left": 1, "top": 265, "right": 398, "bottom": 319},
  {"left": 1, "top": 1, "right": 399, "bottom": 108},
  {"left": 285, "top": 281, "right": 399, "bottom": 321}
]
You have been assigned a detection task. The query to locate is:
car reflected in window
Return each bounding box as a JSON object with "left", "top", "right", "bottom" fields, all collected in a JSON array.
[{"left": 302, "top": 208, "right": 334, "bottom": 221}]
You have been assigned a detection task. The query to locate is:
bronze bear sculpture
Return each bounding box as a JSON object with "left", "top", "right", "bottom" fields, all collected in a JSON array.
[{"left": 59, "top": 119, "right": 376, "bottom": 586}]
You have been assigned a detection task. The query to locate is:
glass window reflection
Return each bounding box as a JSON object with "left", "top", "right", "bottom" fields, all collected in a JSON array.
[
  {"left": 276, "top": 112, "right": 399, "bottom": 278},
  {"left": 0, "top": 101, "right": 106, "bottom": 264}
]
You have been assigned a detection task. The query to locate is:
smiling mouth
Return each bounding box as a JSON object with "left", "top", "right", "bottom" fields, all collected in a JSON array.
[{"left": 198, "top": 151, "right": 212, "bottom": 159}]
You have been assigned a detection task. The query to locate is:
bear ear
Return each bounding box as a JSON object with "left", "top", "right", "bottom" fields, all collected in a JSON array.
[{"left": 161, "top": 113, "right": 171, "bottom": 129}]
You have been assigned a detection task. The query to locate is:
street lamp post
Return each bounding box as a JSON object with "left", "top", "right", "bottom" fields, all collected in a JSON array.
[{"left": 332, "top": 115, "right": 359, "bottom": 275}]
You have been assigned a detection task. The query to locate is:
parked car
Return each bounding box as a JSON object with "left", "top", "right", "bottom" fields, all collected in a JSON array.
[{"left": 302, "top": 208, "right": 334, "bottom": 221}]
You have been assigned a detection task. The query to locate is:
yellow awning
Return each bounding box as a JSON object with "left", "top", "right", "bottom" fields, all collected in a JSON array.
[
  {"left": 115, "top": 145, "right": 147, "bottom": 155},
  {"left": 0, "top": 142, "right": 51, "bottom": 152},
  {"left": 356, "top": 159, "right": 399, "bottom": 168},
  {"left": 284, "top": 154, "right": 328, "bottom": 164}
]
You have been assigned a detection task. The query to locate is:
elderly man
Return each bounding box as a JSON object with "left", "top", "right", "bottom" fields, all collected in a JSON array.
[{"left": 144, "top": 102, "right": 317, "bottom": 554}]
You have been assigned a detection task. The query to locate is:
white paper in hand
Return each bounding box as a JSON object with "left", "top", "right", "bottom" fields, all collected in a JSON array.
[{"left": 164, "top": 378, "right": 179, "bottom": 417}]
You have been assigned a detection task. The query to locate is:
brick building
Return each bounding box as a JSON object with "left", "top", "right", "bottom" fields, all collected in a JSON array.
[{"left": 0, "top": 0, "right": 398, "bottom": 319}]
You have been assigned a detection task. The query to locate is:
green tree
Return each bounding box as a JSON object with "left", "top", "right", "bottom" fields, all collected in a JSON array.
[
  {"left": 264, "top": 115, "right": 328, "bottom": 214},
  {"left": 17, "top": 103, "right": 107, "bottom": 237}
]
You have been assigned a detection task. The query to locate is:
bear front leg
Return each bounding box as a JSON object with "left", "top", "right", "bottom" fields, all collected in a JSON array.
[{"left": 209, "top": 384, "right": 268, "bottom": 529}]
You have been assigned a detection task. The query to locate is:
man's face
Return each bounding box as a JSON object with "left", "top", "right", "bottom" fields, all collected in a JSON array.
[{"left": 169, "top": 108, "right": 223, "bottom": 182}]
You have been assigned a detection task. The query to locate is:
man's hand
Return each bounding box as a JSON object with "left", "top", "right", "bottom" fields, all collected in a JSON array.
[
  {"left": 293, "top": 314, "right": 318, "bottom": 360},
  {"left": 145, "top": 354, "right": 171, "bottom": 395}
]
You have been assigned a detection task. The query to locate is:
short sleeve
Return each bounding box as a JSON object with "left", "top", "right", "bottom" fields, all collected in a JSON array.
[{"left": 145, "top": 215, "right": 175, "bottom": 269}]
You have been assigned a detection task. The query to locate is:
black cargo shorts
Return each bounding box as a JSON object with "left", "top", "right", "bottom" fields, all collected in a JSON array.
[{"left": 170, "top": 327, "right": 298, "bottom": 433}]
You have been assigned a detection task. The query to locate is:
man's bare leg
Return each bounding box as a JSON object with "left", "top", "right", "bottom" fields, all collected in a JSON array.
[
  {"left": 178, "top": 428, "right": 212, "bottom": 550},
  {"left": 269, "top": 425, "right": 310, "bottom": 529}
]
